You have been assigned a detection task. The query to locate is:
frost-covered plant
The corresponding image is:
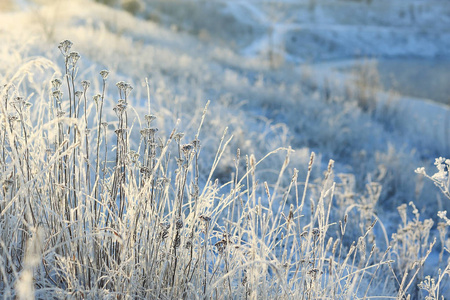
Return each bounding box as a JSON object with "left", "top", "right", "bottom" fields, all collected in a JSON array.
[
  {"left": 0, "top": 40, "right": 448, "bottom": 299},
  {"left": 415, "top": 158, "right": 450, "bottom": 299},
  {"left": 418, "top": 222, "right": 450, "bottom": 300},
  {"left": 389, "top": 202, "right": 435, "bottom": 299},
  {"left": 416, "top": 157, "right": 450, "bottom": 201},
  {"left": 333, "top": 173, "right": 381, "bottom": 256},
  {"left": 352, "top": 59, "right": 381, "bottom": 114}
]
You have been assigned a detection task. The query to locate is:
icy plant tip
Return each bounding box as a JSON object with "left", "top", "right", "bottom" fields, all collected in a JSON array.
[
  {"left": 415, "top": 167, "right": 426, "bottom": 175},
  {"left": 437, "top": 211, "right": 450, "bottom": 226},
  {"left": 416, "top": 157, "right": 450, "bottom": 200},
  {"left": 432, "top": 157, "right": 450, "bottom": 181}
]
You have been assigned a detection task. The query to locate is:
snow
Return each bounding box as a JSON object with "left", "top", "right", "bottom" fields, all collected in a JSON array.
[{"left": 233, "top": 0, "right": 450, "bottom": 61}]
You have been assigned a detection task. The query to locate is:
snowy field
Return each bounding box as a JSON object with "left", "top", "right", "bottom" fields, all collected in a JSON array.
[{"left": 0, "top": 0, "right": 449, "bottom": 298}]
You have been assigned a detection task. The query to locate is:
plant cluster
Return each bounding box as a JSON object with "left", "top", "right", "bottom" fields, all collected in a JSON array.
[{"left": 0, "top": 41, "right": 449, "bottom": 299}]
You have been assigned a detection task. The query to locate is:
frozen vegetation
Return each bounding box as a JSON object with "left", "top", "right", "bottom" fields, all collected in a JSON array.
[{"left": 0, "top": 0, "right": 449, "bottom": 298}]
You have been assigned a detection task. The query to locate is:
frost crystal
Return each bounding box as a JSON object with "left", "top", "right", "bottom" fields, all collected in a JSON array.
[
  {"left": 415, "top": 167, "right": 425, "bottom": 175},
  {"left": 431, "top": 158, "right": 448, "bottom": 183}
]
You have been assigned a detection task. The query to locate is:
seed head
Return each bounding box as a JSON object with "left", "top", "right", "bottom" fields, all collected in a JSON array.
[
  {"left": 129, "top": 151, "right": 139, "bottom": 163},
  {"left": 140, "top": 167, "right": 150, "bottom": 176},
  {"left": 69, "top": 51, "right": 80, "bottom": 65},
  {"left": 191, "top": 139, "right": 200, "bottom": 149},
  {"left": 124, "top": 83, "right": 133, "bottom": 93},
  {"left": 7, "top": 113, "right": 17, "bottom": 122},
  {"left": 12, "top": 96, "right": 25, "bottom": 108},
  {"left": 114, "top": 103, "right": 127, "bottom": 115},
  {"left": 56, "top": 110, "right": 66, "bottom": 118},
  {"left": 199, "top": 215, "right": 211, "bottom": 223},
  {"left": 58, "top": 40, "right": 73, "bottom": 56},
  {"left": 100, "top": 70, "right": 109, "bottom": 80},
  {"left": 174, "top": 132, "right": 184, "bottom": 143},
  {"left": 93, "top": 94, "right": 102, "bottom": 105},
  {"left": 312, "top": 228, "right": 321, "bottom": 237},
  {"left": 139, "top": 129, "right": 148, "bottom": 137},
  {"left": 215, "top": 240, "right": 225, "bottom": 254},
  {"left": 81, "top": 80, "right": 90, "bottom": 90},
  {"left": 52, "top": 90, "right": 63, "bottom": 99},
  {"left": 332, "top": 239, "right": 339, "bottom": 255},
  {"left": 116, "top": 81, "right": 126, "bottom": 91},
  {"left": 176, "top": 218, "right": 183, "bottom": 230},
  {"left": 51, "top": 78, "right": 62, "bottom": 90},
  {"left": 173, "top": 235, "right": 181, "bottom": 248},
  {"left": 144, "top": 114, "right": 156, "bottom": 124},
  {"left": 307, "top": 268, "right": 321, "bottom": 279},
  {"left": 181, "top": 143, "right": 193, "bottom": 154},
  {"left": 113, "top": 106, "right": 125, "bottom": 117},
  {"left": 114, "top": 128, "right": 126, "bottom": 135},
  {"left": 161, "top": 230, "right": 169, "bottom": 240},
  {"left": 148, "top": 128, "right": 158, "bottom": 136}
]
